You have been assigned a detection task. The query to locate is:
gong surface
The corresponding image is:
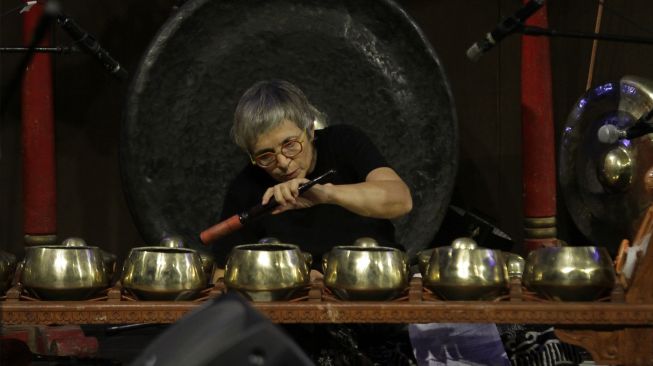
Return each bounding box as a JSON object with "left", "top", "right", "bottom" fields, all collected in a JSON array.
[
  {"left": 559, "top": 75, "right": 653, "bottom": 252},
  {"left": 121, "top": 0, "right": 458, "bottom": 258}
]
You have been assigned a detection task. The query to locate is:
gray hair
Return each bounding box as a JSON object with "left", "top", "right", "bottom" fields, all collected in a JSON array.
[{"left": 232, "top": 80, "right": 324, "bottom": 151}]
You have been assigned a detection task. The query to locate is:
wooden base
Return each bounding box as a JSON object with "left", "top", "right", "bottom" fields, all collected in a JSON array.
[
  {"left": 3, "top": 298, "right": 653, "bottom": 325},
  {"left": 2, "top": 278, "right": 653, "bottom": 364}
]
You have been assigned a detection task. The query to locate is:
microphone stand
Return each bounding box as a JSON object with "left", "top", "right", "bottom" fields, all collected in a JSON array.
[
  {"left": 0, "top": 3, "right": 128, "bottom": 168},
  {"left": 0, "top": 3, "right": 127, "bottom": 167},
  {"left": 55, "top": 10, "right": 128, "bottom": 80},
  {"left": 520, "top": 25, "right": 653, "bottom": 45},
  {"left": 0, "top": 5, "right": 129, "bottom": 79},
  {"left": 0, "top": 46, "right": 77, "bottom": 54},
  {"left": 1, "top": 2, "right": 127, "bottom": 112},
  {"left": 468, "top": 13, "right": 653, "bottom": 62}
]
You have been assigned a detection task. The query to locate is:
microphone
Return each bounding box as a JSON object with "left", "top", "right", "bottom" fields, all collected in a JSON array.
[
  {"left": 200, "top": 169, "right": 336, "bottom": 245},
  {"left": 598, "top": 109, "right": 653, "bottom": 143},
  {"left": 466, "top": 0, "right": 545, "bottom": 61},
  {"left": 55, "top": 10, "right": 128, "bottom": 80}
]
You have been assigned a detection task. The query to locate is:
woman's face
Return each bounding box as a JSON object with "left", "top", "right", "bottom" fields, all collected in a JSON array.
[{"left": 250, "top": 119, "right": 315, "bottom": 182}]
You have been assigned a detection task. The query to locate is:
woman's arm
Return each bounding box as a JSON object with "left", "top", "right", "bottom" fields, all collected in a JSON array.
[
  {"left": 319, "top": 167, "right": 412, "bottom": 219},
  {"left": 262, "top": 167, "right": 412, "bottom": 219}
]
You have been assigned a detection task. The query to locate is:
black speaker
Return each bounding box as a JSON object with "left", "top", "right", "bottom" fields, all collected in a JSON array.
[{"left": 129, "top": 293, "right": 314, "bottom": 366}]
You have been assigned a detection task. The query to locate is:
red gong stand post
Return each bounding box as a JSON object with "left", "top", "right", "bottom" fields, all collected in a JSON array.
[
  {"left": 22, "top": 3, "right": 57, "bottom": 246},
  {"left": 520, "top": 1, "right": 558, "bottom": 252}
]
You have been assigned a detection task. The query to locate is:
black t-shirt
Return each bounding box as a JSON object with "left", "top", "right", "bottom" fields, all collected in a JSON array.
[{"left": 212, "top": 124, "right": 399, "bottom": 268}]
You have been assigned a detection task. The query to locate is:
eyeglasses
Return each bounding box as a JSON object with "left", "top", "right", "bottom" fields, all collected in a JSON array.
[{"left": 250, "top": 129, "right": 307, "bottom": 167}]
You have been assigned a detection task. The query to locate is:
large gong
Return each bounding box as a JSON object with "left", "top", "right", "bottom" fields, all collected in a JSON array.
[{"left": 121, "top": 0, "right": 458, "bottom": 258}]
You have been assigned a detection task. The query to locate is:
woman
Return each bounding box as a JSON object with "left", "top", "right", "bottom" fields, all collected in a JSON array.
[{"left": 213, "top": 79, "right": 413, "bottom": 268}]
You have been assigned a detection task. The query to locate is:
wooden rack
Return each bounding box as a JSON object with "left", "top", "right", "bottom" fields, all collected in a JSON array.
[
  {"left": 3, "top": 207, "right": 653, "bottom": 365},
  {"left": 2, "top": 274, "right": 652, "bottom": 365},
  {"left": 1, "top": 277, "right": 652, "bottom": 324}
]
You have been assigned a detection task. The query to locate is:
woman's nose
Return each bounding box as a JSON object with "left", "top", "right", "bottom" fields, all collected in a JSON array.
[{"left": 276, "top": 153, "right": 291, "bottom": 169}]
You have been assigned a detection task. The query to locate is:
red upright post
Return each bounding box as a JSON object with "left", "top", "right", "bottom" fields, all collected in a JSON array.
[
  {"left": 521, "top": 1, "right": 557, "bottom": 252},
  {"left": 22, "top": 4, "right": 57, "bottom": 245}
]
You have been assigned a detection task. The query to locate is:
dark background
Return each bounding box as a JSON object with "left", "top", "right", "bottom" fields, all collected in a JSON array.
[{"left": 2, "top": 0, "right": 652, "bottom": 261}]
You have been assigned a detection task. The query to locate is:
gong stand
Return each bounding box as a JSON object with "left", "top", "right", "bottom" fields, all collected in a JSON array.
[
  {"left": 521, "top": 2, "right": 557, "bottom": 252},
  {"left": 1, "top": 1, "right": 127, "bottom": 248},
  {"left": 18, "top": 3, "right": 57, "bottom": 247}
]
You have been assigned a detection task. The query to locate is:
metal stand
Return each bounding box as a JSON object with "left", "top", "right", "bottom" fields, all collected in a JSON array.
[{"left": 522, "top": 25, "right": 653, "bottom": 45}]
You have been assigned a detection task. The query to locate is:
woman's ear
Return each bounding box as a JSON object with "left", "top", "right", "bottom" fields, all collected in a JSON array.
[{"left": 309, "top": 123, "right": 316, "bottom": 141}]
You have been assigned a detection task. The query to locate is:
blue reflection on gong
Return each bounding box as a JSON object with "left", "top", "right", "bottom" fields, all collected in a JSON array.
[
  {"left": 621, "top": 83, "right": 637, "bottom": 96},
  {"left": 594, "top": 82, "right": 614, "bottom": 97}
]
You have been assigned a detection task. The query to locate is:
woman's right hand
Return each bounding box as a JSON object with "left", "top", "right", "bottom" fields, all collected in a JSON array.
[{"left": 261, "top": 178, "right": 333, "bottom": 214}]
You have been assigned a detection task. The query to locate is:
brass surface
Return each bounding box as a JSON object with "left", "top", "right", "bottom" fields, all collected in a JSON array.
[
  {"left": 504, "top": 253, "right": 525, "bottom": 279},
  {"left": 100, "top": 250, "right": 118, "bottom": 280},
  {"left": 121, "top": 247, "right": 206, "bottom": 301},
  {"left": 417, "top": 248, "right": 434, "bottom": 276},
  {"left": 524, "top": 227, "right": 558, "bottom": 238},
  {"left": 198, "top": 253, "right": 215, "bottom": 279},
  {"left": 559, "top": 75, "right": 653, "bottom": 247},
  {"left": 450, "top": 237, "right": 478, "bottom": 250},
  {"left": 523, "top": 246, "right": 616, "bottom": 301},
  {"left": 423, "top": 246, "right": 508, "bottom": 300},
  {"left": 0, "top": 251, "right": 17, "bottom": 294},
  {"left": 159, "top": 235, "right": 186, "bottom": 248},
  {"left": 20, "top": 245, "right": 108, "bottom": 300},
  {"left": 258, "top": 237, "right": 282, "bottom": 244},
  {"left": 160, "top": 235, "right": 215, "bottom": 279},
  {"left": 224, "top": 244, "right": 310, "bottom": 301},
  {"left": 62, "top": 237, "right": 117, "bottom": 279},
  {"left": 417, "top": 238, "right": 482, "bottom": 278},
  {"left": 61, "top": 237, "right": 88, "bottom": 246},
  {"left": 523, "top": 217, "right": 557, "bottom": 228},
  {"left": 353, "top": 237, "right": 379, "bottom": 247},
  {"left": 23, "top": 234, "right": 57, "bottom": 246},
  {"left": 323, "top": 246, "right": 409, "bottom": 301},
  {"left": 598, "top": 146, "right": 633, "bottom": 192}
]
